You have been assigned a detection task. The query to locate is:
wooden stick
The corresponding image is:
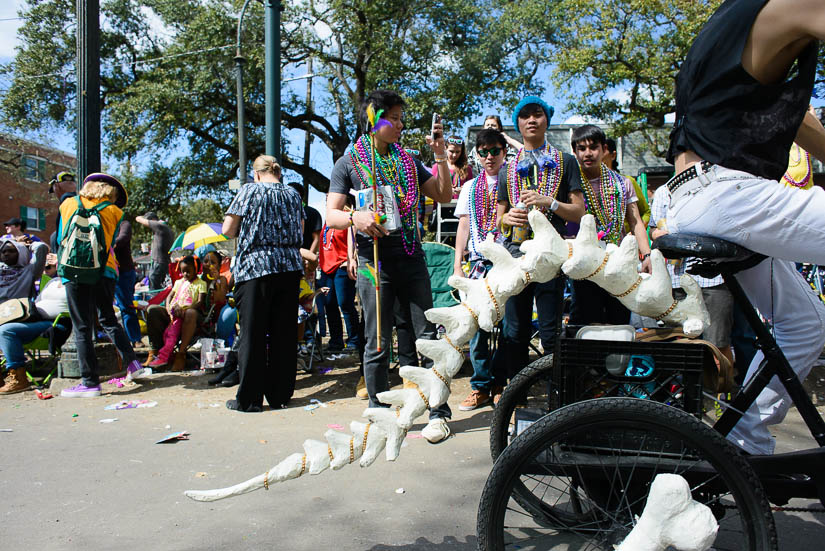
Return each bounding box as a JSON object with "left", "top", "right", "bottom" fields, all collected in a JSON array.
[{"left": 370, "top": 134, "right": 383, "bottom": 352}]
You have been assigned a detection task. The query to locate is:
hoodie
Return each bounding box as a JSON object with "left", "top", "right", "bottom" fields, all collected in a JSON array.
[{"left": 0, "top": 239, "right": 48, "bottom": 302}]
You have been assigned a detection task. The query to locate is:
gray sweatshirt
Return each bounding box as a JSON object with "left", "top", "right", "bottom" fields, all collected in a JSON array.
[{"left": 0, "top": 240, "right": 48, "bottom": 302}]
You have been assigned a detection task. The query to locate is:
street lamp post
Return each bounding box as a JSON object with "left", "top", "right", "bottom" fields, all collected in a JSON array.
[
  {"left": 235, "top": 0, "right": 254, "bottom": 185},
  {"left": 265, "top": 0, "right": 281, "bottom": 162},
  {"left": 77, "top": 0, "right": 101, "bottom": 179}
]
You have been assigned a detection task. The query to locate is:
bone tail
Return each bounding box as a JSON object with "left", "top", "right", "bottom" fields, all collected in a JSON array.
[{"left": 184, "top": 469, "right": 276, "bottom": 502}]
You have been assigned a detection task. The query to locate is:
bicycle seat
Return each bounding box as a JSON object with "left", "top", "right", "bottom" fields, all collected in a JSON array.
[{"left": 652, "top": 234, "right": 766, "bottom": 278}]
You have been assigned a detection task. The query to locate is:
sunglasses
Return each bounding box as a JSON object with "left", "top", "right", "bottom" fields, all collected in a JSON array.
[
  {"left": 446, "top": 137, "right": 464, "bottom": 145},
  {"left": 477, "top": 147, "right": 504, "bottom": 158},
  {"left": 405, "top": 148, "right": 420, "bottom": 156}
]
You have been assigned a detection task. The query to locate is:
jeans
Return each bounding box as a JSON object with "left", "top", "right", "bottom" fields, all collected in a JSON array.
[
  {"left": 216, "top": 304, "right": 237, "bottom": 347},
  {"left": 668, "top": 163, "right": 825, "bottom": 454},
  {"left": 492, "top": 278, "right": 561, "bottom": 387},
  {"left": 149, "top": 261, "right": 169, "bottom": 291},
  {"left": 356, "top": 251, "right": 451, "bottom": 420},
  {"left": 0, "top": 320, "right": 54, "bottom": 370},
  {"left": 467, "top": 259, "right": 493, "bottom": 391},
  {"left": 114, "top": 269, "right": 142, "bottom": 343},
  {"left": 234, "top": 271, "right": 301, "bottom": 410},
  {"left": 65, "top": 278, "right": 137, "bottom": 387},
  {"left": 319, "top": 267, "right": 361, "bottom": 349}
]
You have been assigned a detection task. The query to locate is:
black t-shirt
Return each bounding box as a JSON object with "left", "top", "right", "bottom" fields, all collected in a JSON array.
[
  {"left": 497, "top": 149, "right": 583, "bottom": 257},
  {"left": 666, "top": 0, "right": 818, "bottom": 181},
  {"left": 302, "top": 205, "right": 322, "bottom": 250},
  {"left": 328, "top": 151, "right": 432, "bottom": 259}
]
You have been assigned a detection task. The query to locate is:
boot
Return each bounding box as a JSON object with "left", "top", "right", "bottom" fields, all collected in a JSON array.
[
  {"left": 171, "top": 352, "right": 187, "bottom": 372},
  {"left": 0, "top": 368, "right": 32, "bottom": 394},
  {"left": 142, "top": 350, "right": 157, "bottom": 367},
  {"left": 355, "top": 375, "right": 368, "bottom": 400}
]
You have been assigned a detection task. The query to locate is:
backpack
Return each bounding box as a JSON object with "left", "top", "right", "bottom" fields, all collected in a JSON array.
[{"left": 57, "top": 196, "right": 112, "bottom": 284}]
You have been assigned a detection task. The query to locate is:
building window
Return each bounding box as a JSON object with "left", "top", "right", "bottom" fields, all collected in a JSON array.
[
  {"left": 21, "top": 155, "right": 47, "bottom": 181},
  {"left": 20, "top": 206, "right": 46, "bottom": 232}
]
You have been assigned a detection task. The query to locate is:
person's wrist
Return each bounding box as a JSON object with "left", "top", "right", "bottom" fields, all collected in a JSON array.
[
  {"left": 434, "top": 152, "right": 447, "bottom": 163},
  {"left": 549, "top": 198, "right": 560, "bottom": 212}
]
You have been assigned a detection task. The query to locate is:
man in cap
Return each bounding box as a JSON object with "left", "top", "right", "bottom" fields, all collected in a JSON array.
[
  {"left": 3, "top": 217, "right": 42, "bottom": 243},
  {"left": 48, "top": 171, "right": 77, "bottom": 252},
  {"left": 491, "top": 96, "right": 585, "bottom": 404},
  {"left": 135, "top": 211, "right": 175, "bottom": 290}
]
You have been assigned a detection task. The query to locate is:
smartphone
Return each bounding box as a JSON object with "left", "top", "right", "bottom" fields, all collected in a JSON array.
[{"left": 432, "top": 113, "right": 442, "bottom": 140}]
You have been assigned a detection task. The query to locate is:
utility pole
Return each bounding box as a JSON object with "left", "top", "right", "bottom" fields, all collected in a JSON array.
[
  {"left": 265, "top": 0, "right": 281, "bottom": 162},
  {"left": 76, "top": 0, "right": 101, "bottom": 179},
  {"left": 302, "top": 58, "right": 314, "bottom": 203}
]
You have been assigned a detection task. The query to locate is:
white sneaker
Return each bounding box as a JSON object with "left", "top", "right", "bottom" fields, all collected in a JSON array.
[{"left": 421, "top": 417, "right": 451, "bottom": 443}]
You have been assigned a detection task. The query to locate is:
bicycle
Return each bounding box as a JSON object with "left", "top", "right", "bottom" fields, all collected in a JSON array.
[{"left": 478, "top": 233, "right": 825, "bottom": 550}]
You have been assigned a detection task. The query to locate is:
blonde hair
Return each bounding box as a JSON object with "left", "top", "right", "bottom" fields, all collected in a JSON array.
[
  {"left": 252, "top": 155, "right": 282, "bottom": 177},
  {"left": 79, "top": 180, "right": 119, "bottom": 203}
]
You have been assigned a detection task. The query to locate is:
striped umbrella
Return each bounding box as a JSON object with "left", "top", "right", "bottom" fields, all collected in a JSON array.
[{"left": 169, "top": 222, "right": 228, "bottom": 252}]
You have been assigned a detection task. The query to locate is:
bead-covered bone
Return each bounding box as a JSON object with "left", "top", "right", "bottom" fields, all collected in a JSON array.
[{"left": 185, "top": 213, "right": 710, "bottom": 502}]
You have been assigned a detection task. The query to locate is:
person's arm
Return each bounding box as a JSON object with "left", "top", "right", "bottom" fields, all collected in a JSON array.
[
  {"left": 309, "top": 230, "right": 321, "bottom": 256},
  {"left": 420, "top": 121, "right": 452, "bottom": 203},
  {"left": 626, "top": 202, "right": 652, "bottom": 273},
  {"left": 503, "top": 134, "right": 523, "bottom": 151},
  {"left": 453, "top": 215, "right": 470, "bottom": 278},
  {"left": 114, "top": 220, "right": 131, "bottom": 249},
  {"left": 346, "top": 226, "right": 358, "bottom": 280},
  {"left": 190, "top": 284, "right": 205, "bottom": 312},
  {"left": 497, "top": 201, "right": 516, "bottom": 230},
  {"left": 795, "top": 109, "right": 825, "bottom": 164},
  {"left": 222, "top": 214, "right": 241, "bottom": 238},
  {"left": 135, "top": 215, "right": 150, "bottom": 228},
  {"left": 29, "top": 241, "right": 49, "bottom": 280},
  {"left": 326, "top": 192, "right": 387, "bottom": 238}
]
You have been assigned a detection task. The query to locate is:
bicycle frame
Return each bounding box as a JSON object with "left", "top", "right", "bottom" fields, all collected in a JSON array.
[{"left": 712, "top": 267, "right": 825, "bottom": 506}]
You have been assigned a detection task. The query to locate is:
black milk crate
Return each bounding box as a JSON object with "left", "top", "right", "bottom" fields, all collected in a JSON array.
[{"left": 553, "top": 338, "right": 710, "bottom": 417}]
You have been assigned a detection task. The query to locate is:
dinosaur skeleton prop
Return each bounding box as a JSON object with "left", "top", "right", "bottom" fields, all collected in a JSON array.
[{"left": 185, "top": 213, "right": 709, "bottom": 502}]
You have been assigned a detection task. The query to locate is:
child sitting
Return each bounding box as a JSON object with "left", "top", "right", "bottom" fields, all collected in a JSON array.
[{"left": 148, "top": 256, "right": 207, "bottom": 370}]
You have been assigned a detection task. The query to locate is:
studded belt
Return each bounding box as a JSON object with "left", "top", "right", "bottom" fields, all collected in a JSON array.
[{"left": 666, "top": 161, "right": 714, "bottom": 195}]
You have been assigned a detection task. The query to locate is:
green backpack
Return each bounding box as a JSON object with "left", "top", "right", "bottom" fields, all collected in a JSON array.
[{"left": 57, "top": 196, "right": 113, "bottom": 284}]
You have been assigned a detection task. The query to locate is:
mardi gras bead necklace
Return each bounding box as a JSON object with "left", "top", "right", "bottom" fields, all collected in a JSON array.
[
  {"left": 782, "top": 143, "right": 812, "bottom": 188},
  {"left": 579, "top": 162, "right": 627, "bottom": 245},
  {"left": 468, "top": 173, "right": 498, "bottom": 249},
  {"left": 506, "top": 144, "right": 562, "bottom": 214},
  {"left": 349, "top": 135, "right": 420, "bottom": 255}
]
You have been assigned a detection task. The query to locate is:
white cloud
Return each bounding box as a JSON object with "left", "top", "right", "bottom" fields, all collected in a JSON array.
[{"left": 563, "top": 115, "right": 604, "bottom": 125}]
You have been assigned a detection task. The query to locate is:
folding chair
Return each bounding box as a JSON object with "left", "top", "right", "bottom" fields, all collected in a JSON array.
[{"left": 23, "top": 313, "right": 73, "bottom": 388}]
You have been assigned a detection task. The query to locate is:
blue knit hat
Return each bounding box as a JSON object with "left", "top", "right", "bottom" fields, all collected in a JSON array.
[{"left": 512, "top": 96, "right": 554, "bottom": 134}]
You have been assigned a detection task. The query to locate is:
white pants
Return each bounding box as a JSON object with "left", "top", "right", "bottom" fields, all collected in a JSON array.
[{"left": 668, "top": 165, "right": 825, "bottom": 455}]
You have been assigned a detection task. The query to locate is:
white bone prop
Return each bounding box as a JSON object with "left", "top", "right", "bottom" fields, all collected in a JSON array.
[
  {"left": 517, "top": 209, "right": 570, "bottom": 284},
  {"left": 425, "top": 305, "right": 477, "bottom": 346},
  {"left": 562, "top": 214, "right": 709, "bottom": 337},
  {"left": 615, "top": 474, "right": 718, "bottom": 551},
  {"left": 185, "top": 214, "right": 715, "bottom": 502}
]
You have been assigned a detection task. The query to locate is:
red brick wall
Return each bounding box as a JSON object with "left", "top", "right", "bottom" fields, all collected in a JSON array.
[{"left": 0, "top": 135, "right": 75, "bottom": 245}]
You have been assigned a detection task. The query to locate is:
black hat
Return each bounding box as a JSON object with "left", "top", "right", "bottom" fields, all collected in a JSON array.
[
  {"left": 4, "top": 217, "right": 24, "bottom": 228},
  {"left": 82, "top": 172, "right": 128, "bottom": 208}
]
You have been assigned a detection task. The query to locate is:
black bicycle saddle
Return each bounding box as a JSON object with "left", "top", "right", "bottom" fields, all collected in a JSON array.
[{"left": 652, "top": 233, "right": 766, "bottom": 278}]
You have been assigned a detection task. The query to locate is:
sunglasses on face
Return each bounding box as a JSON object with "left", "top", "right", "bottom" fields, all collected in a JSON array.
[
  {"left": 446, "top": 137, "right": 464, "bottom": 145},
  {"left": 477, "top": 147, "right": 504, "bottom": 158},
  {"left": 405, "top": 148, "right": 420, "bottom": 156}
]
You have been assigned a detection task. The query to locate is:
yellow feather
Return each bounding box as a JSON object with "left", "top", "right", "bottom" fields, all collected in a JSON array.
[{"left": 366, "top": 103, "right": 376, "bottom": 127}]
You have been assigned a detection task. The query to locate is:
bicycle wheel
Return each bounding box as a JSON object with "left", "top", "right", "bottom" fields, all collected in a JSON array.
[
  {"left": 490, "top": 354, "right": 556, "bottom": 461},
  {"left": 478, "top": 398, "right": 776, "bottom": 551}
]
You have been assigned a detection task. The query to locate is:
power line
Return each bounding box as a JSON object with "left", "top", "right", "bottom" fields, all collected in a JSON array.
[
  {"left": 0, "top": 17, "right": 24, "bottom": 22},
  {"left": 6, "top": 44, "right": 236, "bottom": 82}
]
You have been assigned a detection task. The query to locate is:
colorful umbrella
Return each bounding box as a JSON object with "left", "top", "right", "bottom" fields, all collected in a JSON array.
[{"left": 169, "top": 222, "right": 228, "bottom": 252}]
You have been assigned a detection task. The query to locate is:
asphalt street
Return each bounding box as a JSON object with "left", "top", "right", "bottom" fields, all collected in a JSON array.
[{"left": 1, "top": 365, "right": 823, "bottom": 550}]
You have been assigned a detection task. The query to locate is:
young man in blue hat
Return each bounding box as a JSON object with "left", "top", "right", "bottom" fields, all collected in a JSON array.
[{"left": 491, "top": 96, "right": 585, "bottom": 403}]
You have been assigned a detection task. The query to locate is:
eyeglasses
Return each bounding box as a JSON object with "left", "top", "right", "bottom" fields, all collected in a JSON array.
[
  {"left": 477, "top": 147, "right": 504, "bottom": 158},
  {"left": 405, "top": 148, "right": 420, "bottom": 156},
  {"left": 446, "top": 137, "right": 464, "bottom": 145}
]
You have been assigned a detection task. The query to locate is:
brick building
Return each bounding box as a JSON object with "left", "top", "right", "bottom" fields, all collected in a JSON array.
[{"left": 0, "top": 134, "right": 76, "bottom": 243}]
